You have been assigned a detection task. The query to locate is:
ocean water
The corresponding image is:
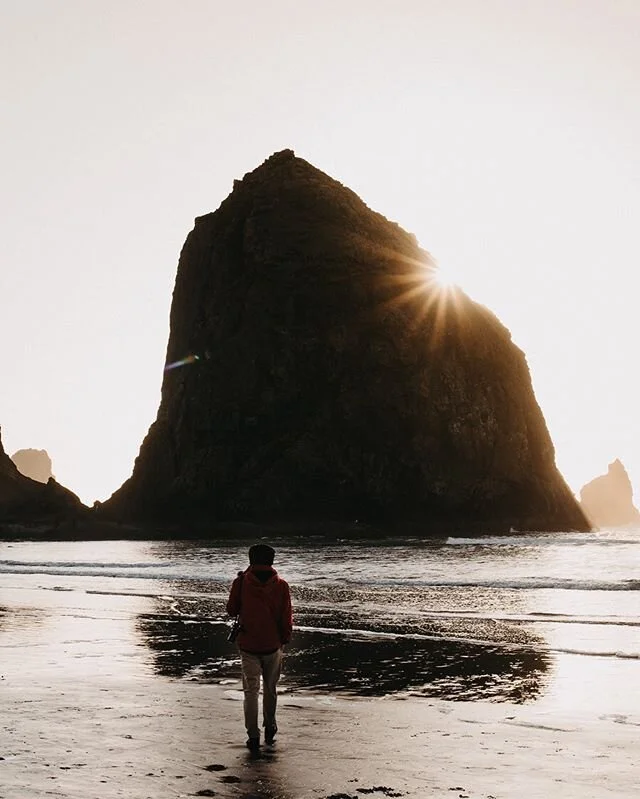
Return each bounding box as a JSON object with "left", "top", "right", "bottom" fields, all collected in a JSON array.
[{"left": 0, "top": 530, "right": 638, "bottom": 717}]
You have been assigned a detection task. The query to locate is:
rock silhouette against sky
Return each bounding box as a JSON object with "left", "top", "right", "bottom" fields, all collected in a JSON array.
[
  {"left": 104, "top": 150, "right": 589, "bottom": 534},
  {"left": 580, "top": 459, "right": 640, "bottom": 529},
  {"left": 0, "top": 427, "right": 83, "bottom": 523},
  {"left": 11, "top": 448, "right": 54, "bottom": 483}
]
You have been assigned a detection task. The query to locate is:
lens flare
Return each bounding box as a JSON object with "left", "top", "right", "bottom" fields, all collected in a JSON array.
[{"left": 164, "top": 354, "right": 200, "bottom": 372}]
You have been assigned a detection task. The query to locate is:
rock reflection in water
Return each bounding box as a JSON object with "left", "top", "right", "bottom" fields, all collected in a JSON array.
[{"left": 136, "top": 615, "right": 550, "bottom": 703}]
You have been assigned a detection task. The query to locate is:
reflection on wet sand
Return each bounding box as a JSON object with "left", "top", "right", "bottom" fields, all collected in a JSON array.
[{"left": 136, "top": 611, "right": 550, "bottom": 703}]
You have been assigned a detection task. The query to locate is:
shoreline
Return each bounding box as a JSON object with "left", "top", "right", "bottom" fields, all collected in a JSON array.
[
  {"left": 0, "top": 503, "right": 598, "bottom": 543},
  {"left": 0, "top": 517, "right": 597, "bottom": 542}
]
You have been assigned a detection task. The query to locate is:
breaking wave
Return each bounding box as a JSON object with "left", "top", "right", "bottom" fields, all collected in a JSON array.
[
  {"left": 1, "top": 559, "right": 639, "bottom": 592},
  {"left": 446, "top": 533, "right": 640, "bottom": 547}
]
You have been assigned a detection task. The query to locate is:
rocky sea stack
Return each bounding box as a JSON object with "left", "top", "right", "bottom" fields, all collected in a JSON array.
[
  {"left": 105, "top": 150, "right": 588, "bottom": 534},
  {"left": 580, "top": 459, "right": 640, "bottom": 529},
  {"left": 11, "top": 448, "right": 54, "bottom": 483}
]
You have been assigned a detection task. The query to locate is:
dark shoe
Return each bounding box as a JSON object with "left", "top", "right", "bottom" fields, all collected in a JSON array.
[
  {"left": 264, "top": 726, "right": 277, "bottom": 745},
  {"left": 246, "top": 737, "right": 260, "bottom": 752}
]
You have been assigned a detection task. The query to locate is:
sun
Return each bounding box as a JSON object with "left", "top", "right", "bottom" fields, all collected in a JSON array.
[
  {"left": 430, "top": 259, "right": 459, "bottom": 290},
  {"left": 374, "top": 248, "right": 466, "bottom": 352}
]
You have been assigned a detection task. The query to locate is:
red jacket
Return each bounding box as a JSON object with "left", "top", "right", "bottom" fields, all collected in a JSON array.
[{"left": 226, "top": 565, "right": 293, "bottom": 654}]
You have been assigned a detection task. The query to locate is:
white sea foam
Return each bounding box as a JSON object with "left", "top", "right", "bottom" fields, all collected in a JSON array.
[
  {"left": 446, "top": 534, "right": 640, "bottom": 547},
  {"left": 1, "top": 559, "right": 639, "bottom": 592},
  {"left": 291, "top": 623, "right": 640, "bottom": 660},
  {"left": 0, "top": 559, "right": 176, "bottom": 569},
  {"left": 0, "top": 562, "right": 186, "bottom": 579},
  {"left": 347, "top": 576, "right": 640, "bottom": 591}
]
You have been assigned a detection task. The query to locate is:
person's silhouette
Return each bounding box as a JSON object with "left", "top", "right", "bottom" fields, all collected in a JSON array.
[{"left": 227, "top": 543, "right": 293, "bottom": 751}]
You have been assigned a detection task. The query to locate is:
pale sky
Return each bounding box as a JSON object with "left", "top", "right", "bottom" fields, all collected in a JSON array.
[{"left": 1, "top": 0, "right": 639, "bottom": 507}]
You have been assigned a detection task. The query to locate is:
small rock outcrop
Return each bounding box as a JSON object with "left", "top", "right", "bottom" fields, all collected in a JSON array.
[
  {"left": 104, "top": 150, "right": 589, "bottom": 534},
  {"left": 580, "top": 460, "right": 640, "bottom": 528},
  {"left": 11, "top": 448, "right": 54, "bottom": 483},
  {"left": 0, "top": 427, "right": 83, "bottom": 525}
]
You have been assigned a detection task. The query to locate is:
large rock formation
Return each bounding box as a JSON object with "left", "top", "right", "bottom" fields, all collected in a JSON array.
[
  {"left": 105, "top": 150, "right": 589, "bottom": 534},
  {"left": 0, "top": 427, "right": 83, "bottom": 525},
  {"left": 580, "top": 460, "right": 640, "bottom": 528},
  {"left": 11, "top": 448, "right": 54, "bottom": 483}
]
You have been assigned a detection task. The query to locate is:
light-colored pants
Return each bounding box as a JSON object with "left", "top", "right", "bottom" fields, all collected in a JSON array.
[{"left": 239, "top": 648, "right": 283, "bottom": 739}]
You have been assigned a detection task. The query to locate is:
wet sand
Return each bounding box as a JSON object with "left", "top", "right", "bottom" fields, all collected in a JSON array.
[{"left": 2, "top": 658, "right": 638, "bottom": 798}]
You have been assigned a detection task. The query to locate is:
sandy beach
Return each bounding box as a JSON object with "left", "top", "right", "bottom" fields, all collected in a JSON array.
[
  {"left": 2, "top": 534, "right": 639, "bottom": 799},
  {"left": 2, "top": 588, "right": 637, "bottom": 799}
]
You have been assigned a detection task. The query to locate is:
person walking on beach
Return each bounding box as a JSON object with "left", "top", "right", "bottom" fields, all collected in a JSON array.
[{"left": 226, "top": 543, "right": 293, "bottom": 752}]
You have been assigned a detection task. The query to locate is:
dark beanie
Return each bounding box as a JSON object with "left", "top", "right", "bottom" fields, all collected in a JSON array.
[{"left": 249, "top": 543, "right": 275, "bottom": 566}]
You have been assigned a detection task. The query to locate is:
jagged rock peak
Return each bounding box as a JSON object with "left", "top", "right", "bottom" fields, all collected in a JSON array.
[
  {"left": 263, "top": 148, "right": 296, "bottom": 163},
  {"left": 225, "top": 149, "right": 297, "bottom": 194},
  {"left": 232, "top": 148, "right": 351, "bottom": 198},
  {"left": 608, "top": 459, "right": 627, "bottom": 476},
  {"left": 201, "top": 149, "right": 415, "bottom": 245}
]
